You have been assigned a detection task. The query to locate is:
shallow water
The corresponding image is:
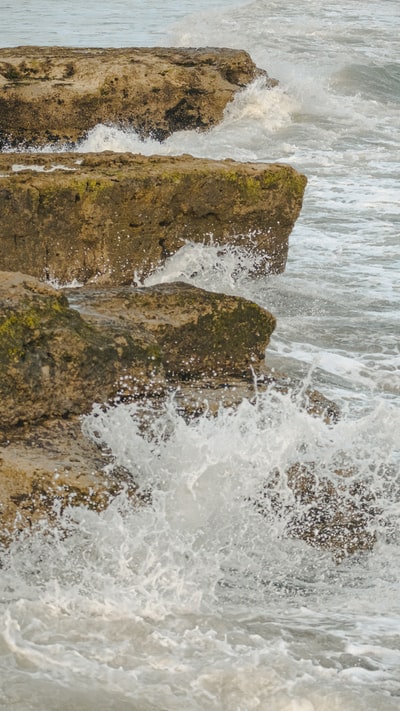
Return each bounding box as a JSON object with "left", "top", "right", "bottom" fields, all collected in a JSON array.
[{"left": 1, "top": 0, "right": 400, "bottom": 709}]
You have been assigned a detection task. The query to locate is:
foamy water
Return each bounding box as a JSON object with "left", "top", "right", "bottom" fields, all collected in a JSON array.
[
  {"left": 1, "top": 0, "right": 400, "bottom": 709},
  {"left": 2, "top": 392, "right": 400, "bottom": 710}
]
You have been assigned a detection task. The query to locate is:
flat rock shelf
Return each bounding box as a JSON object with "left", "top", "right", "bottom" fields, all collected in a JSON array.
[{"left": 0, "top": 152, "right": 307, "bottom": 283}]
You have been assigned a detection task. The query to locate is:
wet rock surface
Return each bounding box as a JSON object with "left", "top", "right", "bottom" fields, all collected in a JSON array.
[
  {"left": 0, "top": 271, "right": 157, "bottom": 427},
  {"left": 0, "top": 152, "right": 306, "bottom": 282},
  {"left": 0, "top": 46, "right": 272, "bottom": 146},
  {"left": 0, "top": 272, "right": 276, "bottom": 428},
  {"left": 67, "top": 281, "right": 276, "bottom": 380},
  {"left": 0, "top": 270, "right": 362, "bottom": 554},
  {"left": 0, "top": 418, "right": 139, "bottom": 546},
  {"left": 0, "top": 270, "right": 276, "bottom": 543},
  {"left": 256, "top": 463, "right": 378, "bottom": 561}
]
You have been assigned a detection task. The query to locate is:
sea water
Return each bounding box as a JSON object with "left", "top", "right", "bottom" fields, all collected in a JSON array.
[{"left": 0, "top": 1, "right": 400, "bottom": 709}]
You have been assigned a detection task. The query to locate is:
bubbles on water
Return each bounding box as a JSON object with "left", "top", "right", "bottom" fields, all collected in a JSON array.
[{"left": 2, "top": 375, "right": 398, "bottom": 711}]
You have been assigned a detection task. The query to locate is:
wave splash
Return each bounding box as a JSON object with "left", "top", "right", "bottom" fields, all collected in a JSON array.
[
  {"left": 75, "top": 78, "right": 297, "bottom": 160},
  {"left": 1, "top": 388, "right": 400, "bottom": 709}
]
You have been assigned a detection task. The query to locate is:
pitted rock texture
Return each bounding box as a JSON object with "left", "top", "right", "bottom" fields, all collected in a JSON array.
[
  {"left": 0, "top": 152, "right": 307, "bottom": 283},
  {"left": 0, "top": 272, "right": 276, "bottom": 427},
  {"left": 0, "top": 46, "right": 273, "bottom": 146}
]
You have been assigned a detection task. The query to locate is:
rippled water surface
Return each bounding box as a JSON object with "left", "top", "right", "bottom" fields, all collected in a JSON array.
[
  {"left": 1, "top": 0, "right": 400, "bottom": 709},
  {"left": 0, "top": 0, "right": 241, "bottom": 47}
]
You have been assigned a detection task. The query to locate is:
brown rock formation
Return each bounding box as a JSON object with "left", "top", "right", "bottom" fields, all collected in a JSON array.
[
  {"left": 0, "top": 152, "right": 307, "bottom": 282},
  {"left": 69, "top": 282, "right": 276, "bottom": 380},
  {"left": 0, "top": 418, "right": 139, "bottom": 546},
  {"left": 0, "top": 46, "right": 272, "bottom": 147},
  {"left": 285, "top": 463, "right": 377, "bottom": 558},
  {"left": 0, "top": 272, "right": 156, "bottom": 427},
  {"left": 0, "top": 269, "right": 277, "bottom": 543},
  {"left": 0, "top": 271, "right": 276, "bottom": 428},
  {"left": 256, "top": 463, "right": 378, "bottom": 560}
]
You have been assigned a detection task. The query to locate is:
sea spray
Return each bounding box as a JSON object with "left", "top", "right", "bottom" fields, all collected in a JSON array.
[
  {"left": 1, "top": 390, "right": 400, "bottom": 709},
  {"left": 75, "top": 77, "right": 297, "bottom": 161}
]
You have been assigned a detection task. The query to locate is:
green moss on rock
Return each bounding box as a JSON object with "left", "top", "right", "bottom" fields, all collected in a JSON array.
[{"left": 0, "top": 152, "right": 307, "bottom": 284}]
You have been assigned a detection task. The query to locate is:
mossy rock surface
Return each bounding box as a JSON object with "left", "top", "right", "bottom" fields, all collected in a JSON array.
[
  {"left": 0, "top": 152, "right": 307, "bottom": 283},
  {"left": 0, "top": 272, "right": 162, "bottom": 426},
  {"left": 0, "top": 272, "right": 276, "bottom": 427},
  {"left": 69, "top": 281, "right": 276, "bottom": 380}
]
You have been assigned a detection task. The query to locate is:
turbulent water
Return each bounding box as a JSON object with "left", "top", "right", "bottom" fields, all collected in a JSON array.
[{"left": 1, "top": 1, "right": 400, "bottom": 709}]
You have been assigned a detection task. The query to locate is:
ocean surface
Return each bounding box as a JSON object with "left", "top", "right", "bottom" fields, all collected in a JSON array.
[{"left": 1, "top": 1, "right": 400, "bottom": 709}]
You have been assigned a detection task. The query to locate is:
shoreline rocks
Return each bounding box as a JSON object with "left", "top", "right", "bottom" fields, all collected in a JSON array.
[
  {"left": 0, "top": 152, "right": 306, "bottom": 283},
  {"left": 0, "top": 269, "right": 275, "bottom": 543},
  {"left": 0, "top": 46, "right": 273, "bottom": 147},
  {"left": 0, "top": 272, "right": 276, "bottom": 428},
  {"left": 0, "top": 270, "right": 349, "bottom": 552},
  {"left": 0, "top": 45, "right": 374, "bottom": 559},
  {"left": 0, "top": 417, "right": 141, "bottom": 547},
  {"left": 256, "top": 463, "right": 377, "bottom": 561}
]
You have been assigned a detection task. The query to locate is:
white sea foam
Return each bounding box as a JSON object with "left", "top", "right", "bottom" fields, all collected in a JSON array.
[
  {"left": 1, "top": 391, "right": 400, "bottom": 709},
  {"left": 11, "top": 163, "right": 77, "bottom": 172},
  {"left": 77, "top": 77, "right": 297, "bottom": 161},
  {"left": 47, "top": 277, "right": 84, "bottom": 289}
]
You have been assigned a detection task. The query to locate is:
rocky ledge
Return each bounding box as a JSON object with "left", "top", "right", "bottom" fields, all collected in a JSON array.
[
  {"left": 0, "top": 46, "right": 274, "bottom": 147},
  {"left": 0, "top": 152, "right": 307, "bottom": 282},
  {"left": 0, "top": 418, "right": 141, "bottom": 547},
  {"left": 0, "top": 272, "right": 276, "bottom": 427}
]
